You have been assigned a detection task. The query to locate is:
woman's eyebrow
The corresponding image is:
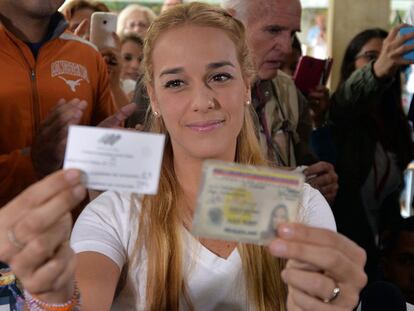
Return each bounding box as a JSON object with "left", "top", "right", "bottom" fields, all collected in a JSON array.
[
  {"left": 159, "top": 67, "right": 184, "bottom": 77},
  {"left": 159, "top": 61, "right": 235, "bottom": 78},
  {"left": 207, "top": 61, "right": 235, "bottom": 69}
]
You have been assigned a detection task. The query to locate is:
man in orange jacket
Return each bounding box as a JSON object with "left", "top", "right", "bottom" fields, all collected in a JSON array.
[{"left": 0, "top": 0, "right": 133, "bottom": 206}]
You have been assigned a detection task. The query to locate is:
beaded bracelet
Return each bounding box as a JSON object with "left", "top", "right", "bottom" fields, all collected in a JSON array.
[{"left": 24, "top": 282, "right": 81, "bottom": 311}]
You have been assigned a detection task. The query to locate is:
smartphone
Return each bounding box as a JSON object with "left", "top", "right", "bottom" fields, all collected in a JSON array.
[
  {"left": 293, "top": 56, "right": 332, "bottom": 96},
  {"left": 90, "top": 12, "right": 118, "bottom": 50},
  {"left": 399, "top": 26, "right": 414, "bottom": 61}
]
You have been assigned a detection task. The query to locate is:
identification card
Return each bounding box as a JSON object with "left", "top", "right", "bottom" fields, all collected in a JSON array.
[
  {"left": 192, "top": 161, "right": 304, "bottom": 245},
  {"left": 63, "top": 125, "right": 165, "bottom": 194}
]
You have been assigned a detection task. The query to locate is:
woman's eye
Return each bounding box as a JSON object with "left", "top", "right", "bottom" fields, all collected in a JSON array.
[
  {"left": 123, "top": 54, "right": 133, "bottom": 62},
  {"left": 164, "top": 80, "right": 184, "bottom": 88},
  {"left": 211, "top": 73, "right": 233, "bottom": 82}
]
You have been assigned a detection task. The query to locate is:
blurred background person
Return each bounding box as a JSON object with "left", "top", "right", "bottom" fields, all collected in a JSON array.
[
  {"left": 306, "top": 13, "right": 327, "bottom": 59},
  {"left": 316, "top": 27, "right": 414, "bottom": 284},
  {"left": 223, "top": 0, "right": 339, "bottom": 204},
  {"left": 280, "top": 34, "right": 302, "bottom": 77},
  {"left": 380, "top": 217, "right": 414, "bottom": 310},
  {"left": 61, "top": 0, "right": 109, "bottom": 40},
  {"left": 62, "top": 1, "right": 133, "bottom": 110},
  {"left": 117, "top": 4, "right": 156, "bottom": 38},
  {"left": 160, "top": 0, "right": 183, "bottom": 13},
  {"left": 280, "top": 34, "right": 334, "bottom": 162},
  {"left": 120, "top": 33, "right": 143, "bottom": 97}
]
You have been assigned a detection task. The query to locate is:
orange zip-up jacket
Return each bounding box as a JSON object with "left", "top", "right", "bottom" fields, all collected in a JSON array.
[{"left": 0, "top": 14, "right": 116, "bottom": 206}]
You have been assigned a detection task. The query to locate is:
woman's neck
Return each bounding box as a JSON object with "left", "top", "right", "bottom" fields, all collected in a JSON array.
[
  {"left": 174, "top": 155, "right": 202, "bottom": 215},
  {"left": 173, "top": 151, "right": 239, "bottom": 259}
]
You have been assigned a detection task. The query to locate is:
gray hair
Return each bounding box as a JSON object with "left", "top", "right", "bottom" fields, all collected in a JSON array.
[
  {"left": 117, "top": 4, "right": 156, "bottom": 35},
  {"left": 221, "top": 0, "right": 248, "bottom": 23}
]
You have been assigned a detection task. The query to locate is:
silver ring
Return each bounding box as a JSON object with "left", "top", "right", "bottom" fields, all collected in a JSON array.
[
  {"left": 7, "top": 228, "right": 25, "bottom": 250},
  {"left": 323, "top": 286, "right": 340, "bottom": 303}
]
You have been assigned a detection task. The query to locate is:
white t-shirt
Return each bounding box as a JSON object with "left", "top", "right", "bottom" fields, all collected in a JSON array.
[
  {"left": 356, "top": 300, "right": 414, "bottom": 311},
  {"left": 71, "top": 183, "right": 336, "bottom": 311}
]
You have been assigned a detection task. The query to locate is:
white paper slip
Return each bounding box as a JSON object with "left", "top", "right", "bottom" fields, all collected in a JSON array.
[
  {"left": 63, "top": 125, "right": 165, "bottom": 194},
  {"left": 192, "top": 160, "right": 304, "bottom": 245}
]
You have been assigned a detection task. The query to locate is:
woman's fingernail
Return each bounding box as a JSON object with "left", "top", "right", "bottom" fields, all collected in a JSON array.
[
  {"left": 270, "top": 240, "right": 287, "bottom": 256},
  {"left": 278, "top": 224, "right": 295, "bottom": 238},
  {"left": 79, "top": 171, "right": 88, "bottom": 186},
  {"left": 64, "top": 170, "right": 80, "bottom": 185},
  {"left": 73, "top": 185, "right": 86, "bottom": 199}
]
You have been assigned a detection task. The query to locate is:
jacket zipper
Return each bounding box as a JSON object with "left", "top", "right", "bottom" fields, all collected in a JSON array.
[
  {"left": 30, "top": 67, "right": 40, "bottom": 134},
  {"left": 3, "top": 20, "right": 65, "bottom": 136},
  {"left": 8, "top": 40, "right": 41, "bottom": 136}
]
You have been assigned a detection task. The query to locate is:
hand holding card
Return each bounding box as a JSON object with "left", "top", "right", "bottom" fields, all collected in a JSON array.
[
  {"left": 192, "top": 161, "right": 304, "bottom": 245},
  {"left": 63, "top": 126, "right": 165, "bottom": 194}
]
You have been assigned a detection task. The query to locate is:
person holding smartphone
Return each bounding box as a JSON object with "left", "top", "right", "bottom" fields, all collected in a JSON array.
[
  {"left": 61, "top": 0, "right": 110, "bottom": 41},
  {"left": 325, "top": 27, "right": 414, "bottom": 284}
]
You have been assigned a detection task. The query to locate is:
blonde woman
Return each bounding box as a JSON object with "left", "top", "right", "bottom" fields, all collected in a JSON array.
[
  {"left": 117, "top": 4, "right": 156, "bottom": 37},
  {"left": 70, "top": 3, "right": 367, "bottom": 310}
]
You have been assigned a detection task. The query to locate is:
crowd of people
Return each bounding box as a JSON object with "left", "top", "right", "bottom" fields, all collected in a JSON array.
[{"left": 0, "top": 0, "right": 413, "bottom": 310}]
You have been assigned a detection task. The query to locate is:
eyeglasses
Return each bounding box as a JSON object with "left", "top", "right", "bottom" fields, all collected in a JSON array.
[{"left": 355, "top": 50, "right": 380, "bottom": 62}]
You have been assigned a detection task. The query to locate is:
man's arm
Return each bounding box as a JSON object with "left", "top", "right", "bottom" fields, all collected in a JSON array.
[
  {"left": 329, "top": 24, "right": 414, "bottom": 124},
  {"left": 330, "top": 62, "right": 393, "bottom": 124}
]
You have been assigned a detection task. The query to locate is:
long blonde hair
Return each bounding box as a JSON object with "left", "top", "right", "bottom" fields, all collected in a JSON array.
[{"left": 136, "top": 3, "right": 287, "bottom": 310}]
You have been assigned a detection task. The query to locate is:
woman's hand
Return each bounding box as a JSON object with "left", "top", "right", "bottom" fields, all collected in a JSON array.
[
  {"left": 268, "top": 223, "right": 367, "bottom": 311},
  {"left": 0, "top": 170, "right": 86, "bottom": 303},
  {"left": 374, "top": 24, "right": 414, "bottom": 79}
]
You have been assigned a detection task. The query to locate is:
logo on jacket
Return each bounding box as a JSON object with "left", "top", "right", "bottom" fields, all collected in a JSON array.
[
  {"left": 58, "top": 76, "right": 82, "bottom": 92},
  {"left": 51, "top": 60, "right": 90, "bottom": 93}
]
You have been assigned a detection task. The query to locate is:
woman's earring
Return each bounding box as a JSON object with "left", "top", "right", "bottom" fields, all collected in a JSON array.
[
  {"left": 245, "top": 99, "right": 251, "bottom": 106},
  {"left": 153, "top": 111, "right": 160, "bottom": 117}
]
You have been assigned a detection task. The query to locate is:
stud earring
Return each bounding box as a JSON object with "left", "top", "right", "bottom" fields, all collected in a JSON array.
[
  {"left": 245, "top": 99, "right": 251, "bottom": 106},
  {"left": 153, "top": 111, "right": 160, "bottom": 117}
]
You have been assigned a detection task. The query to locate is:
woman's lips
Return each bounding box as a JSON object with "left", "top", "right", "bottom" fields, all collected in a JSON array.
[
  {"left": 125, "top": 71, "right": 140, "bottom": 81},
  {"left": 186, "top": 120, "right": 225, "bottom": 132}
]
